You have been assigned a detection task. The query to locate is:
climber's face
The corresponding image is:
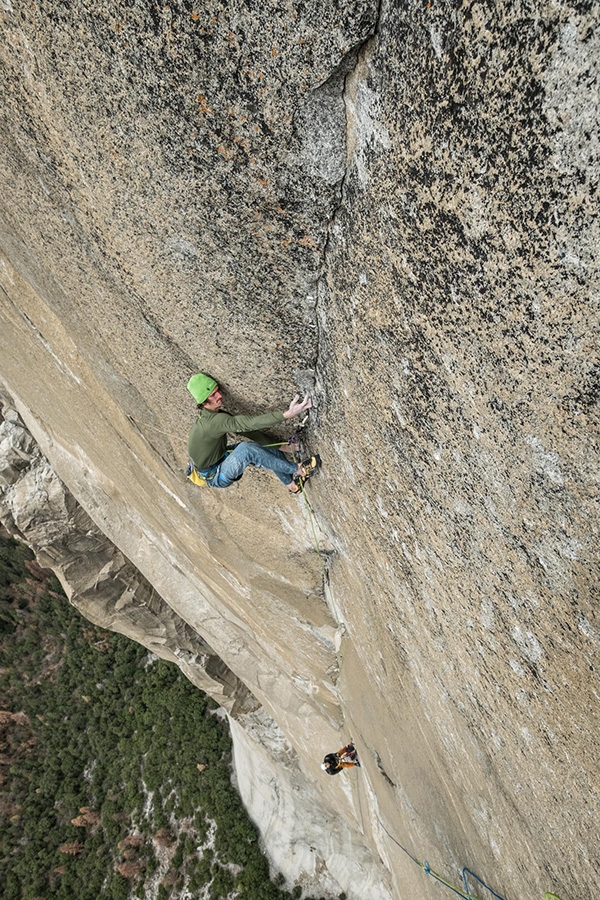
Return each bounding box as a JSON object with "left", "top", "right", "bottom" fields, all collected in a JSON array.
[{"left": 203, "top": 385, "right": 223, "bottom": 411}]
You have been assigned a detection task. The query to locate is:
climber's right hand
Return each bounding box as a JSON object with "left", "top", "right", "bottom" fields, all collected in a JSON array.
[{"left": 283, "top": 394, "right": 312, "bottom": 419}]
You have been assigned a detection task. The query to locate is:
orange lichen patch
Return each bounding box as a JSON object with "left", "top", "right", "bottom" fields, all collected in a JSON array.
[
  {"left": 197, "top": 95, "right": 213, "bottom": 115},
  {"left": 233, "top": 137, "right": 250, "bottom": 152},
  {"left": 299, "top": 235, "right": 318, "bottom": 249},
  {"left": 191, "top": 12, "right": 199, "bottom": 20},
  {"left": 258, "top": 178, "right": 268, "bottom": 185},
  {"left": 217, "top": 146, "right": 233, "bottom": 159},
  {"left": 272, "top": 48, "right": 278, "bottom": 56},
  {"left": 227, "top": 31, "right": 236, "bottom": 45}
]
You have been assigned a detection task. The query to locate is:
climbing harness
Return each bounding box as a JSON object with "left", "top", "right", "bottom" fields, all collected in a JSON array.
[
  {"left": 186, "top": 440, "right": 295, "bottom": 488},
  {"left": 186, "top": 447, "right": 235, "bottom": 487}
]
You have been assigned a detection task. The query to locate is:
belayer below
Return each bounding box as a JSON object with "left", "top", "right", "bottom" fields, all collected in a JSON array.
[
  {"left": 186, "top": 372, "right": 320, "bottom": 494},
  {"left": 321, "top": 743, "right": 361, "bottom": 775}
]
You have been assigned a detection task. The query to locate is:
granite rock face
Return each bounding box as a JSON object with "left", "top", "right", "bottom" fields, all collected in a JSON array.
[
  {"left": 0, "top": 401, "right": 259, "bottom": 716},
  {"left": 314, "top": 5, "right": 599, "bottom": 898},
  {"left": 0, "top": 404, "right": 389, "bottom": 898},
  {"left": 0, "top": 2, "right": 598, "bottom": 899}
]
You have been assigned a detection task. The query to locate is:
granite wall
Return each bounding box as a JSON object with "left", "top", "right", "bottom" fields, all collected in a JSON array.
[{"left": 1, "top": 2, "right": 598, "bottom": 898}]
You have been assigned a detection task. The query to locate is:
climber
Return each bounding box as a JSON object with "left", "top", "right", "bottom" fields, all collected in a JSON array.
[
  {"left": 186, "top": 373, "right": 320, "bottom": 494},
  {"left": 321, "top": 743, "right": 361, "bottom": 775}
]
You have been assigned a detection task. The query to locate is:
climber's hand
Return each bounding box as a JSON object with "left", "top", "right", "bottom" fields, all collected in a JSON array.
[
  {"left": 279, "top": 438, "right": 300, "bottom": 454},
  {"left": 283, "top": 394, "right": 312, "bottom": 420}
]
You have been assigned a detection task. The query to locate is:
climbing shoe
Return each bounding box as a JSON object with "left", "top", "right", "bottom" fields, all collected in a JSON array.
[
  {"left": 290, "top": 476, "right": 305, "bottom": 495},
  {"left": 300, "top": 455, "right": 321, "bottom": 480}
]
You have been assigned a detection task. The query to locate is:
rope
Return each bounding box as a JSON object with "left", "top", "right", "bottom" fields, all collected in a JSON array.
[
  {"left": 374, "top": 812, "right": 488, "bottom": 900},
  {"left": 282, "top": 441, "right": 569, "bottom": 900},
  {"left": 298, "top": 481, "right": 330, "bottom": 586},
  {"left": 289, "top": 446, "right": 330, "bottom": 587},
  {"left": 354, "top": 763, "right": 366, "bottom": 835},
  {"left": 127, "top": 415, "right": 179, "bottom": 440},
  {"left": 375, "top": 815, "right": 570, "bottom": 900},
  {"left": 462, "top": 868, "right": 505, "bottom": 900}
]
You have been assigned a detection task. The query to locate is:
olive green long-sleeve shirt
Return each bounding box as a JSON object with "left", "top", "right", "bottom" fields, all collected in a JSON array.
[{"left": 188, "top": 408, "right": 285, "bottom": 470}]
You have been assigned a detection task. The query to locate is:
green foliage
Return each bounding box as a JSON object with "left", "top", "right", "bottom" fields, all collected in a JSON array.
[{"left": 0, "top": 534, "right": 324, "bottom": 900}]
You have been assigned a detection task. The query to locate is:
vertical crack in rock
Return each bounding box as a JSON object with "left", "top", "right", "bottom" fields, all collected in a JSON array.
[{"left": 312, "top": 2, "right": 383, "bottom": 421}]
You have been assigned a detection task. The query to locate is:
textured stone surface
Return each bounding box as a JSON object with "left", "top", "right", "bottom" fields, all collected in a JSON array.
[
  {"left": 311, "top": 3, "right": 600, "bottom": 898},
  {"left": 0, "top": 2, "right": 598, "bottom": 899},
  {"left": 0, "top": 404, "right": 387, "bottom": 899},
  {"left": 0, "top": 401, "right": 259, "bottom": 715},
  {"left": 230, "top": 710, "right": 392, "bottom": 899}
]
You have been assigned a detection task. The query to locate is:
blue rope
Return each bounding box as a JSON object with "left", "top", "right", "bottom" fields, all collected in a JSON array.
[
  {"left": 462, "top": 868, "right": 506, "bottom": 900},
  {"left": 375, "top": 814, "right": 479, "bottom": 900},
  {"left": 375, "top": 812, "right": 421, "bottom": 867}
]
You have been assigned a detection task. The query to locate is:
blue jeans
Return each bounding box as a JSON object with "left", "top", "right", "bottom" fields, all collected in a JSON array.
[{"left": 206, "top": 442, "right": 298, "bottom": 489}]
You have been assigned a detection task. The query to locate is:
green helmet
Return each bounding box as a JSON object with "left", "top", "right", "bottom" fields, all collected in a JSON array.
[{"left": 187, "top": 373, "right": 217, "bottom": 404}]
